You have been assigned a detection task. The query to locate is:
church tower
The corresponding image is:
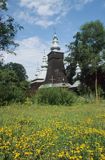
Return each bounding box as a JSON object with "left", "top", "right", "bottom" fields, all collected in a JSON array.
[
  {"left": 43, "top": 33, "right": 70, "bottom": 87},
  {"left": 30, "top": 33, "right": 72, "bottom": 94}
]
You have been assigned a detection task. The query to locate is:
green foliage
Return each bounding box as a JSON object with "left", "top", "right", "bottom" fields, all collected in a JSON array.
[
  {"left": 65, "top": 62, "right": 76, "bottom": 84},
  {"left": 66, "top": 20, "right": 105, "bottom": 97},
  {"left": 35, "top": 87, "right": 77, "bottom": 105},
  {"left": 0, "top": 0, "right": 23, "bottom": 55},
  {"left": 0, "top": 0, "right": 7, "bottom": 10},
  {"left": 0, "top": 63, "right": 28, "bottom": 105},
  {"left": 4, "top": 62, "right": 28, "bottom": 81},
  {"left": 0, "top": 1, "right": 26, "bottom": 105}
]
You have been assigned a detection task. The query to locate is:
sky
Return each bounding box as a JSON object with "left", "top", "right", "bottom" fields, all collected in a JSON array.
[{"left": 2, "top": 0, "right": 105, "bottom": 80}]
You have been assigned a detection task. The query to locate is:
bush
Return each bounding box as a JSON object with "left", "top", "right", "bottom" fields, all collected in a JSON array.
[
  {"left": 0, "top": 85, "right": 26, "bottom": 106},
  {"left": 35, "top": 87, "right": 77, "bottom": 105},
  {"left": 0, "top": 64, "right": 28, "bottom": 106}
]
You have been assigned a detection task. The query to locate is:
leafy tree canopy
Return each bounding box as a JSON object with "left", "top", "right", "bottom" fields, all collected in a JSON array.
[
  {"left": 0, "top": 0, "right": 23, "bottom": 56},
  {"left": 66, "top": 20, "right": 105, "bottom": 97},
  {"left": 4, "top": 62, "right": 28, "bottom": 81},
  {"left": 0, "top": 0, "right": 7, "bottom": 10},
  {"left": 0, "top": 63, "right": 28, "bottom": 105}
]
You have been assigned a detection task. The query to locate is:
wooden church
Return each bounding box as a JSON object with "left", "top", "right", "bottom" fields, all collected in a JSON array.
[{"left": 30, "top": 33, "right": 81, "bottom": 94}]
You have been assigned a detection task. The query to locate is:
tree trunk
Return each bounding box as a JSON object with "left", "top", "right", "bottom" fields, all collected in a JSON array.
[{"left": 95, "top": 71, "right": 98, "bottom": 102}]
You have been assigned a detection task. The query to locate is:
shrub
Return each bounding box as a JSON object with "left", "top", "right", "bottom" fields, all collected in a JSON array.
[
  {"left": 0, "top": 85, "right": 26, "bottom": 106},
  {"left": 35, "top": 87, "right": 77, "bottom": 105},
  {"left": 0, "top": 65, "right": 29, "bottom": 106}
]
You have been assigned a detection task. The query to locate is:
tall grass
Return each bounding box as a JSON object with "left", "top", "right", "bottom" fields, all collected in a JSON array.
[{"left": 35, "top": 88, "right": 77, "bottom": 105}]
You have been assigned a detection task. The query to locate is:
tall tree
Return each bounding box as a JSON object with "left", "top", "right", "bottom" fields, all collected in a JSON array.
[
  {"left": 0, "top": 63, "right": 28, "bottom": 105},
  {"left": 4, "top": 62, "right": 28, "bottom": 81},
  {"left": 66, "top": 20, "right": 105, "bottom": 100},
  {"left": 0, "top": 0, "right": 23, "bottom": 57}
]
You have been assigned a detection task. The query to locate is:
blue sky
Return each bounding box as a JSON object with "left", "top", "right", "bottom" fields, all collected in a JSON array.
[{"left": 4, "top": 0, "right": 105, "bottom": 80}]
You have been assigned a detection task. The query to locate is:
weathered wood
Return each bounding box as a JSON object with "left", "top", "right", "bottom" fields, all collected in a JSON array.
[{"left": 45, "top": 50, "right": 68, "bottom": 84}]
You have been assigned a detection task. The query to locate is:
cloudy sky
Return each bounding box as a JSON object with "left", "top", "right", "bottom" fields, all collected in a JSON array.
[{"left": 3, "top": 0, "right": 105, "bottom": 80}]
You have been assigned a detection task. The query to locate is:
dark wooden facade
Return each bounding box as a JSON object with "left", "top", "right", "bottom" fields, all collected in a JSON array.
[{"left": 44, "top": 50, "right": 68, "bottom": 84}]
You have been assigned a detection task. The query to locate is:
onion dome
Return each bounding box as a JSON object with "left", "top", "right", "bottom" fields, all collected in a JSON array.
[{"left": 51, "top": 33, "right": 60, "bottom": 51}]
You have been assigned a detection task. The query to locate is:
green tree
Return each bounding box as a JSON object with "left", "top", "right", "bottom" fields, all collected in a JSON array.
[
  {"left": 66, "top": 20, "right": 105, "bottom": 101},
  {"left": 0, "top": 0, "right": 23, "bottom": 55},
  {"left": 0, "top": 1, "right": 27, "bottom": 105},
  {"left": 4, "top": 62, "right": 28, "bottom": 81},
  {"left": 0, "top": 63, "right": 29, "bottom": 105},
  {"left": 0, "top": 0, "right": 7, "bottom": 10}
]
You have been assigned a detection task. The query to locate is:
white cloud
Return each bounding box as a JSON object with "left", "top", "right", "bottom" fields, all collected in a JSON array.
[
  {"left": 35, "top": 18, "right": 55, "bottom": 28},
  {"left": 17, "top": 0, "right": 94, "bottom": 28},
  {"left": 19, "top": 0, "right": 68, "bottom": 17},
  {"left": 17, "top": 0, "right": 69, "bottom": 28},
  {"left": 17, "top": 11, "right": 35, "bottom": 25},
  {"left": 72, "top": 0, "right": 94, "bottom": 10},
  {"left": 18, "top": 12, "right": 56, "bottom": 28},
  {"left": 5, "top": 36, "right": 49, "bottom": 80}
]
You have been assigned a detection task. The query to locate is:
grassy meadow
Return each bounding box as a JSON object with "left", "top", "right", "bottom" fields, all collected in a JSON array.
[{"left": 0, "top": 103, "right": 105, "bottom": 160}]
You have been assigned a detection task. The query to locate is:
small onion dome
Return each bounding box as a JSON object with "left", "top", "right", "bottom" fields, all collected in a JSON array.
[
  {"left": 76, "top": 63, "right": 81, "bottom": 76},
  {"left": 51, "top": 33, "right": 60, "bottom": 51}
]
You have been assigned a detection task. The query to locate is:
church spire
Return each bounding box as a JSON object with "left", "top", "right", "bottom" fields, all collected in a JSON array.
[
  {"left": 50, "top": 33, "right": 60, "bottom": 51},
  {"left": 41, "top": 51, "right": 47, "bottom": 68}
]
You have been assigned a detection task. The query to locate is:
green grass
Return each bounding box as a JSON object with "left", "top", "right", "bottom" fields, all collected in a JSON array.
[
  {"left": 0, "top": 102, "right": 105, "bottom": 159},
  {"left": 0, "top": 103, "right": 105, "bottom": 129}
]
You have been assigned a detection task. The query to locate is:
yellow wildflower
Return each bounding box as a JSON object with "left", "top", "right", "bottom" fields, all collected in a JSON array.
[
  {"left": 14, "top": 152, "right": 20, "bottom": 159},
  {"left": 36, "top": 149, "right": 41, "bottom": 155},
  {"left": 24, "top": 151, "right": 33, "bottom": 156}
]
